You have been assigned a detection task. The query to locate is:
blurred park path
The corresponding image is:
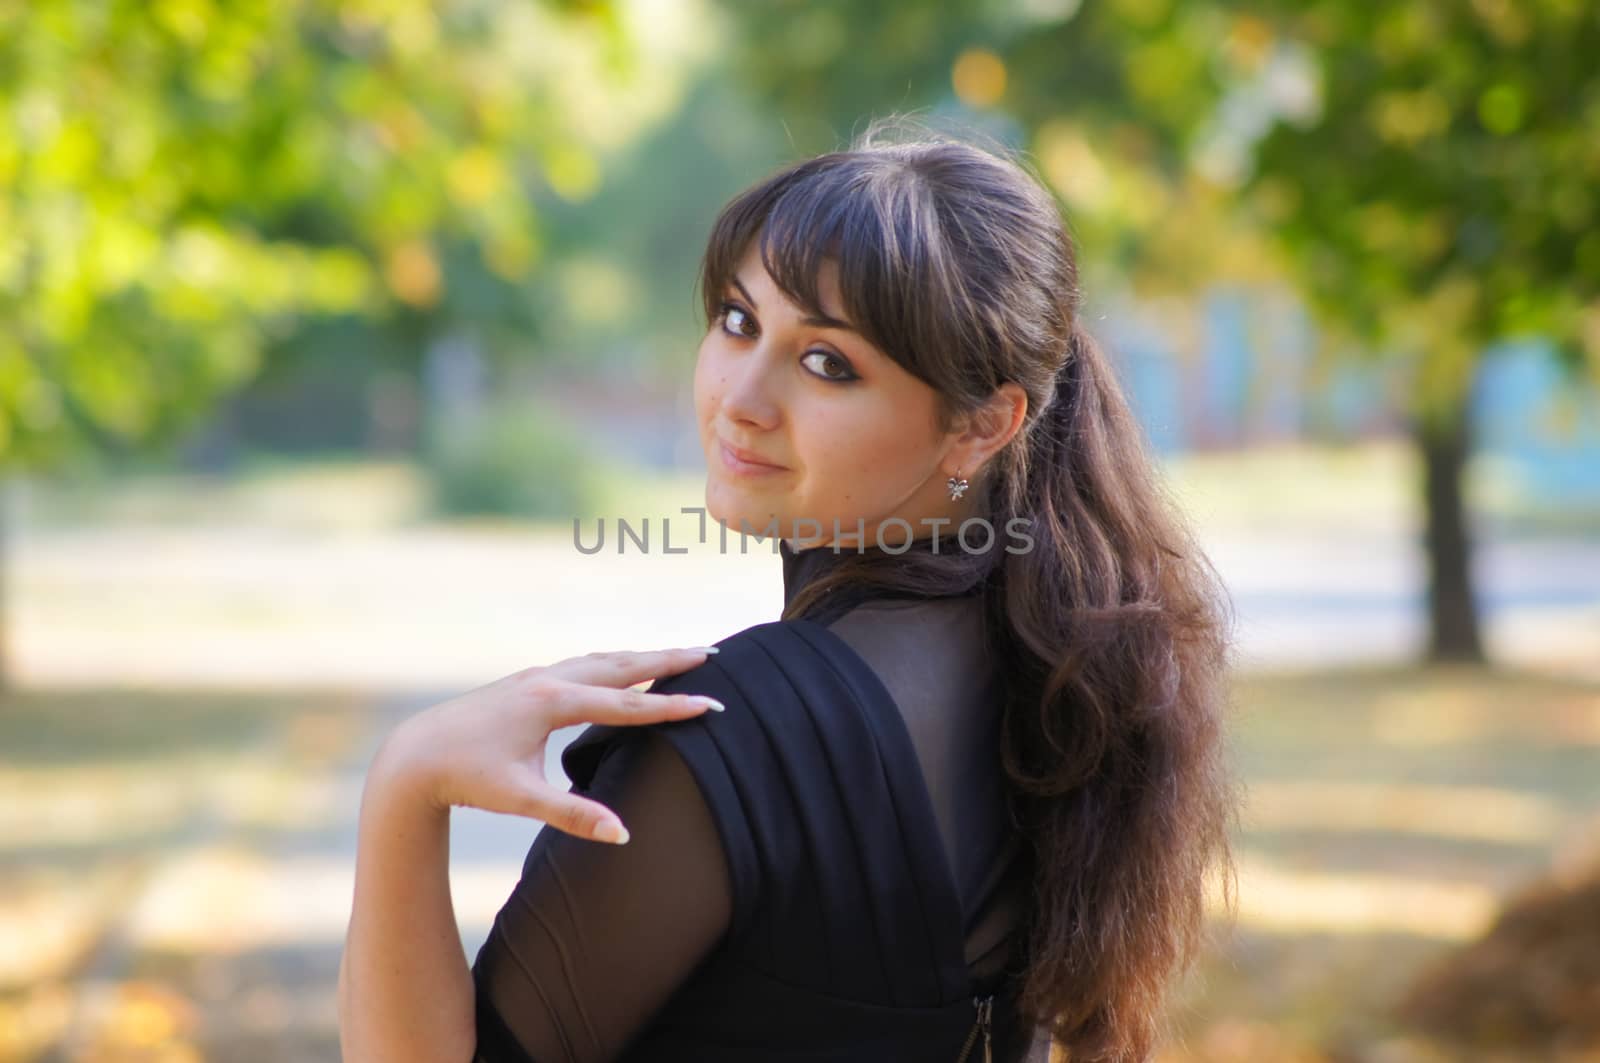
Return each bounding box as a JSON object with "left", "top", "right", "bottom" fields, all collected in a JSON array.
[{"left": 14, "top": 489, "right": 1599, "bottom": 692}]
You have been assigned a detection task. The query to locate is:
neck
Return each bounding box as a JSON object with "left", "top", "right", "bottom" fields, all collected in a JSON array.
[{"left": 784, "top": 513, "right": 979, "bottom": 554}]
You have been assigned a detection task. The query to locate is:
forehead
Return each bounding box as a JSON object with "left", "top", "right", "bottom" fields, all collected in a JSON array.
[{"left": 732, "top": 240, "right": 843, "bottom": 311}]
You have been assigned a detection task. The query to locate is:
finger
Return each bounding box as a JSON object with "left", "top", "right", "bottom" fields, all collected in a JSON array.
[
  {"left": 540, "top": 682, "right": 725, "bottom": 730},
  {"left": 545, "top": 646, "right": 720, "bottom": 690},
  {"left": 524, "top": 784, "right": 631, "bottom": 845}
]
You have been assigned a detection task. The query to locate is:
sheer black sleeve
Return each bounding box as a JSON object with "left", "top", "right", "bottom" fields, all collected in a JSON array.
[{"left": 470, "top": 728, "right": 733, "bottom": 1062}]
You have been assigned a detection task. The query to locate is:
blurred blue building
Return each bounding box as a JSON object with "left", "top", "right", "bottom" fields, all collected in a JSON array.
[{"left": 1105, "top": 286, "right": 1600, "bottom": 513}]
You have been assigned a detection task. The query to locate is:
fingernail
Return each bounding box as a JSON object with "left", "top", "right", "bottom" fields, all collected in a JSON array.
[
  {"left": 594, "top": 820, "right": 630, "bottom": 845},
  {"left": 696, "top": 697, "right": 725, "bottom": 712},
  {"left": 691, "top": 646, "right": 720, "bottom": 654}
]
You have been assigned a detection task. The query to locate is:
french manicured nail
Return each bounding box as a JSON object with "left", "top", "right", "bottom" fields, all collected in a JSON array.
[
  {"left": 695, "top": 697, "right": 726, "bottom": 712},
  {"left": 594, "top": 820, "right": 630, "bottom": 845}
]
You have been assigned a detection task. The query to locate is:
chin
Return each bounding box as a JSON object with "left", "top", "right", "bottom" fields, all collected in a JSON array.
[
  {"left": 705, "top": 483, "right": 785, "bottom": 538},
  {"left": 702, "top": 481, "right": 746, "bottom": 527}
]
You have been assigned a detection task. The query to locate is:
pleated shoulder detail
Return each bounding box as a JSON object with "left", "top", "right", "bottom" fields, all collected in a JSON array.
[{"left": 561, "top": 618, "right": 972, "bottom": 1009}]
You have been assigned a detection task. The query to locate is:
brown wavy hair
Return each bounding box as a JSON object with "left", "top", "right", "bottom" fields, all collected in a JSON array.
[{"left": 697, "top": 116, "right": 1242, "bottom": 1062}]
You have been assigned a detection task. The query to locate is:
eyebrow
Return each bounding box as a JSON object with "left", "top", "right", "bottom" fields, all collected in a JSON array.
[{"left": 731, "top": 274, "right": 858, "bottom": 334}]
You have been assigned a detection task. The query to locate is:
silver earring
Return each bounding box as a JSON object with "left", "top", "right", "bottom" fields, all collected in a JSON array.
[{"left": 947, "top": 471, "right": 969, "bottom": 501}]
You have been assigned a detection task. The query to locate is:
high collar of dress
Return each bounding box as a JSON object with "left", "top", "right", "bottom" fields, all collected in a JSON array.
[{"left": 778, "top": 534, "right": 952, "bottom": 615}]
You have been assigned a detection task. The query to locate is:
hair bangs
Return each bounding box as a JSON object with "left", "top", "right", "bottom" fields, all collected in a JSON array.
[{"left": 697, "top": 154, "right": 961, "bottom": 393}]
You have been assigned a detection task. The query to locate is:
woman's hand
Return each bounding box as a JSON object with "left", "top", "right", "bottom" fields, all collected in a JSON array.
[{"left": 368, "top": 646, "right": 724, "bottom": 845}]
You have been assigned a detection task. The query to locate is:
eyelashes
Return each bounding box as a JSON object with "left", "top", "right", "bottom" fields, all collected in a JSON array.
[{"left": 714, "top": 300, "right": 860, "bottom": 383}]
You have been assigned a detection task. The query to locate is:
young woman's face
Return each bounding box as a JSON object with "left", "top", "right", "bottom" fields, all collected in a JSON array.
[{"left": 694, "top": 241, "right": 963, "bottom": 548}]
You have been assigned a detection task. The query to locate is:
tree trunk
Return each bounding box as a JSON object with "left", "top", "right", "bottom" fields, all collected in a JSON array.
[{"left": 1416, "top": 404, "right": 1486, "bottom": 664}]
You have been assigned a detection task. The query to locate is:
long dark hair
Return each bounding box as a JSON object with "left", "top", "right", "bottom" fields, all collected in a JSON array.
[{"left": 696, "top": 116, "right": 1241, "bottom": 1062}]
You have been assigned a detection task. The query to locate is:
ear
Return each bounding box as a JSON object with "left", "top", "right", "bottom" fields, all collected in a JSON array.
[{"left": 946, "top": 382, "right": 1028, "bottom": 476}]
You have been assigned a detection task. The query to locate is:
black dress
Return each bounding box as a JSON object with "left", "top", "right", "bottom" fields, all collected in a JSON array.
[{"left": 471, "top": 537, "right": 1040, "bottom": 1062}]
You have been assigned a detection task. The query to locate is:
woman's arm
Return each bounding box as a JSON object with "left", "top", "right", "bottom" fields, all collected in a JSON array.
[
  {"left": 338, "top": 732, "right": 475, "bottom": 1063},
  {"left": 470, "top": 728, "right": 733, "bottom": 1061},
  {"left": 337, "top": 648, "right": 723, "bottom": 1063}
]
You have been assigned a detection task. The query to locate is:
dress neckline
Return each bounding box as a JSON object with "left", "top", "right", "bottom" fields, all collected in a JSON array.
[{"left": 778, "top": 534, "right": 976, "bottom": 621}]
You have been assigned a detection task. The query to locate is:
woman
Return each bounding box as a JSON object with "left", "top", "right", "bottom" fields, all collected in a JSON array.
[{"left": 339, "top": 118, "right": 1241, "bottom": 1063}]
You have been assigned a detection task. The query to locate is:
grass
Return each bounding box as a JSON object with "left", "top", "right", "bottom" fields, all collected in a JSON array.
[
  {"left": 0, "top": 688, "right": 325, "bottom": 765},
  {"left": 1159, "top": 663, "right": 1600, "bottom": 1063},
  {"left": 0, "top": 685, "right": 376, "bottom": 1062}
]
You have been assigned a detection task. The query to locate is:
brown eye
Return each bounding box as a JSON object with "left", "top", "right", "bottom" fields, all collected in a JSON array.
[
  {"left": 801, "top": 350, "right": 858, "bottom": 382},
  {"left": 718, "top": 302, "right": 756, "bottom": 338}
]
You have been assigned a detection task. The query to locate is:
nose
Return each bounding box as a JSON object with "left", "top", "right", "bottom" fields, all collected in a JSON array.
[{"left": 718, "top": 343, "right": 782, "bottom": 431}]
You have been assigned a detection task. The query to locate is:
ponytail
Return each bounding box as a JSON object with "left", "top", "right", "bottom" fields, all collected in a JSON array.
[{"left": 988, "top": 313, "right": 1242, "bottom": 1060}]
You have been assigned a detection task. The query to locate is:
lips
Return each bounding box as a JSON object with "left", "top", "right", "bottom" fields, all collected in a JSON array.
[
  {"left": 717, "top": 437, "right": 788, "bottom": 473},
  {"left": 722, "top": 441, "right": 784, "bottom": 467}
]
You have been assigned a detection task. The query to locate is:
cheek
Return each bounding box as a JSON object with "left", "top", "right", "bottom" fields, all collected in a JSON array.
[
  {"left": 800, "top": 394, "right": 934, "bottom": 498},
  {"left": 692, "top": 341, "right": 720, "bottom": 425}
]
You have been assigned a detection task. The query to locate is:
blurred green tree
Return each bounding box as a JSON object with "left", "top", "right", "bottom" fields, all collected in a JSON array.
[
  {"left": 0, "top": 0, "right": 708, "bottom": 462},
  {"left": 0, "top": 0, "right": 706, "bottom": 684},
  {"left": 716, "top": 0, "right": 1600, "bottom": 663},
  {"left": 1210, "top": 1, "right": 1599, "bottom": 662}
]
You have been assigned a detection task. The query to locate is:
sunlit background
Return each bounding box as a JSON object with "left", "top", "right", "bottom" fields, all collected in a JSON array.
[{"left": 3, "top": 1, "right": 1598, "bottom": 1060}]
